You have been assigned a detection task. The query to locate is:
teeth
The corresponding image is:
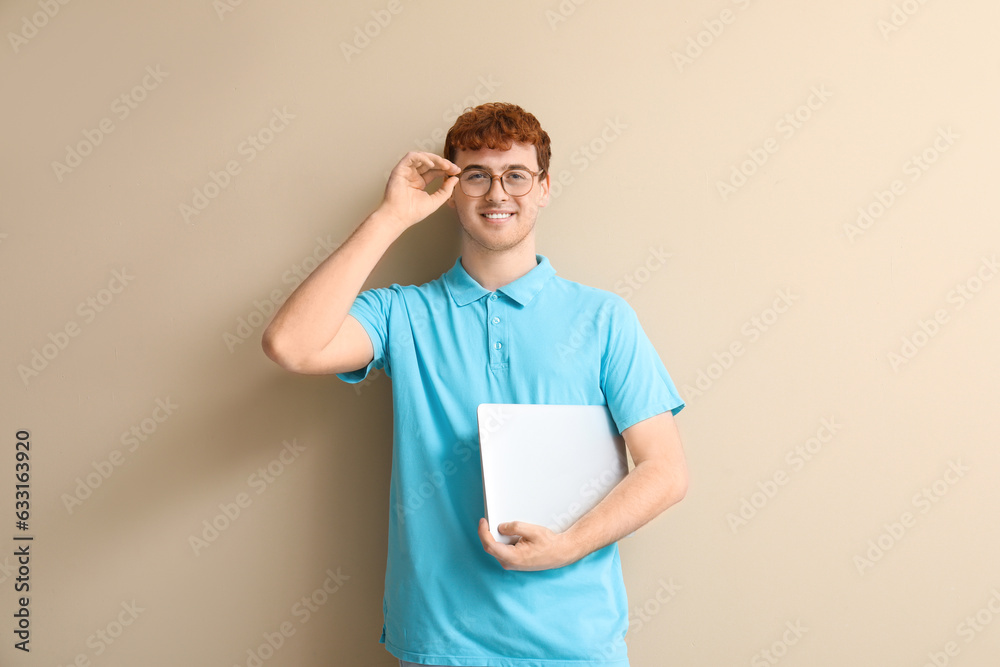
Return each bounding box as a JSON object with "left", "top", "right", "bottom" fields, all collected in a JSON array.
[{"left": 484, "top": 213, "right": 512, "bottom": 219}]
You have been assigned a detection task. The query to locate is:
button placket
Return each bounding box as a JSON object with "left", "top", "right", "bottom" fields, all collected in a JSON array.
[{"left": 486, "top": 293, "right": 508, "bottom": 369}]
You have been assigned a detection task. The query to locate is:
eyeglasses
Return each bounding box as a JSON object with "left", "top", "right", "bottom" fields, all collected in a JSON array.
[{"left": 455, "top": 167, "right": 545, "bottom": 197}]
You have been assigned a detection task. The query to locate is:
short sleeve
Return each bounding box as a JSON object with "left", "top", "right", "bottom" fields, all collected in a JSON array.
[
  {"left": 600, "top": 297, "right": 685, "bottom": 433},
  {"left": 335, "top": 287, "right": 394, "bottom": 384}
]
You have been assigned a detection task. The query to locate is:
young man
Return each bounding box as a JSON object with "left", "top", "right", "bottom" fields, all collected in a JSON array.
[{"left": 262, "top": 103, "right": 688, "bottom": 667}]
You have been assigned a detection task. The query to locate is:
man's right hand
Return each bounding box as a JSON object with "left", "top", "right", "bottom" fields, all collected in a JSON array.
[
  {"left": 378, "top": 151, "right": 461, "bottom": 229},
  {"left": 262, "top": 151, "right": 461, "bottom": 375}
]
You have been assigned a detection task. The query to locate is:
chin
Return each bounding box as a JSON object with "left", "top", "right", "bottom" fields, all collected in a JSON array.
[
  {"left": 457, "top": 209, "right": 536, "bottom": 249},
  {"left": 479, "top": 235, "right": 533, "bottom": 254}
]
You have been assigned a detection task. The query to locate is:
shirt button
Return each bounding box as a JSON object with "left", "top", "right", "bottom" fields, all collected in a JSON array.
[
  {"left": 492, "top": 316, "right": 500, "bottom": 325},
  {"left": 489, "top": 294, "right": 498, "bottom": 301},
  {"left": 494, "top": 341, "right": 502, "bottom": 350}
]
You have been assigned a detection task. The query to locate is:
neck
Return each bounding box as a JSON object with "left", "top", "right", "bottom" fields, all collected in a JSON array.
[{"left": 459, "top": 238, "right": 539, "bottom": 292}]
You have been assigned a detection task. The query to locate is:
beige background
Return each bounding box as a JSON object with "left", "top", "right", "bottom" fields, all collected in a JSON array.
[{"left": 3, "top": 1, "right": 999, "bottom": 665}]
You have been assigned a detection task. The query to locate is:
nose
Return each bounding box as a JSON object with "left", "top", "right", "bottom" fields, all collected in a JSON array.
[{"left": 485, "top": 176, "right": 509, "bottom": 203}]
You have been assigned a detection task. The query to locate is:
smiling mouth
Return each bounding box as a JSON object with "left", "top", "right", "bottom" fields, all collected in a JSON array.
[{"left": 482, "top": 212, "right": 514, "bottom": 221}]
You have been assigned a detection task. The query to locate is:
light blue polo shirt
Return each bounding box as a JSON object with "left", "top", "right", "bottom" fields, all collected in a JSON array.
[{"left": 337, "top": 254, "right": 684, "bottom": 666}]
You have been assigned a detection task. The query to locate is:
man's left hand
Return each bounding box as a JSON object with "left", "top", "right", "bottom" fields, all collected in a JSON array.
[{"left": 477, "top": 518, "right": 582, "bottom": 571}]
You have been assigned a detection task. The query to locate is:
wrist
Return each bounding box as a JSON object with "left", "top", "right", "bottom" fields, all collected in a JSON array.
[
  {"left": 363, "top": 208, "right": 409, "bottom": 239},
  {"left": 560, "top": 525, "right": 590, "bottom": 565}
]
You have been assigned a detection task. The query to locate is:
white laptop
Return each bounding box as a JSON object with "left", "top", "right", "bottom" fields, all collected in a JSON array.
[{"left": 477, "top": 403, "right": 629, "bottom": 545}]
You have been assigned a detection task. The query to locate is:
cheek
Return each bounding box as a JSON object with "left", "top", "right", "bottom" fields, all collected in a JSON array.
[{"left": 518, "top": 198, "right": 540, "bottom": 215}]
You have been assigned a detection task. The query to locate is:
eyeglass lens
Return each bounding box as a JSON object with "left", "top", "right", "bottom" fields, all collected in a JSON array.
[{"left": 459, "top": 169, "right": 534, "bottom": 196}]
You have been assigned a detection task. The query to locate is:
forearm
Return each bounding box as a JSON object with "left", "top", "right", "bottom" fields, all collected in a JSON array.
[
  {"left": 261, "top": 209, "right": 404, "bottom": 364},
  {"left": 562, "top": 458, "right": 687, "bottom": 561}
]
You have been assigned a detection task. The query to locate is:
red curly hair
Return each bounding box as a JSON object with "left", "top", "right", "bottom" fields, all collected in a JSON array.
[{"left": 444, "top": 102, "right": 551, "bottom": 175}]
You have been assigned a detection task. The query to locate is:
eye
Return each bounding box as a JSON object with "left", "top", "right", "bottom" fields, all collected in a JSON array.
[
  {"left": 463, "top": 170, "right": 488, "bottom": 181},
  {"left": 505, "top": 171, "right": 528, "bottom": 181}
]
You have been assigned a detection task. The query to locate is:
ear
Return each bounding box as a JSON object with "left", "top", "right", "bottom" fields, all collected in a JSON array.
[{"left": 538, "top": 171, "right": 551, "bottom": 208}]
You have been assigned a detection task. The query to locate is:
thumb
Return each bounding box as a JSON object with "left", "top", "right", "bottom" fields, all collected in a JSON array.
[{"left": 498, "top": 521, "right": 526, "bottom": 536}]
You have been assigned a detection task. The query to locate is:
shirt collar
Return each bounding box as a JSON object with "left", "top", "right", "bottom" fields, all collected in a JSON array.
[{"left": 444, "top": 254, "right": 557, "bottom": 307}]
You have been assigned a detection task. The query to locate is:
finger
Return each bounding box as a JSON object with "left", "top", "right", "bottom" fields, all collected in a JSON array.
[
  {"left": 418, "top": 167, "right": 454, "bottom": 187},
  {"left": 478, "top": 519, "right": 509, "bottom": 560},
  {"left": 416, "top": 152, "right": 461, "bottom": 175},
  {"left": 478, "top": 518, "right": 505, "bottom": 551},
  {"left": 427, "top": 174, "right": 458, "bottom": 204},
  {"left": 388, "top": 153, "right": 432, "bottom": 184},
  {"left": 478, "top": 518, "right": 493, "bottom": 545},
  {"left": 400, "top": 152, "right": 458, "bottom": 176},
  {"left": 502, "top": 521, "right": 549, "bottom": 543},
  {"left": 498, "top": 521, "right": 523, "bottom": 536}
]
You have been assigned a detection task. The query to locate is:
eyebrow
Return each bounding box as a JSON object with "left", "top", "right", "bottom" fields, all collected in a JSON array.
[{"left": 462, "top": 163, "right": 534, "bottom": 172}]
